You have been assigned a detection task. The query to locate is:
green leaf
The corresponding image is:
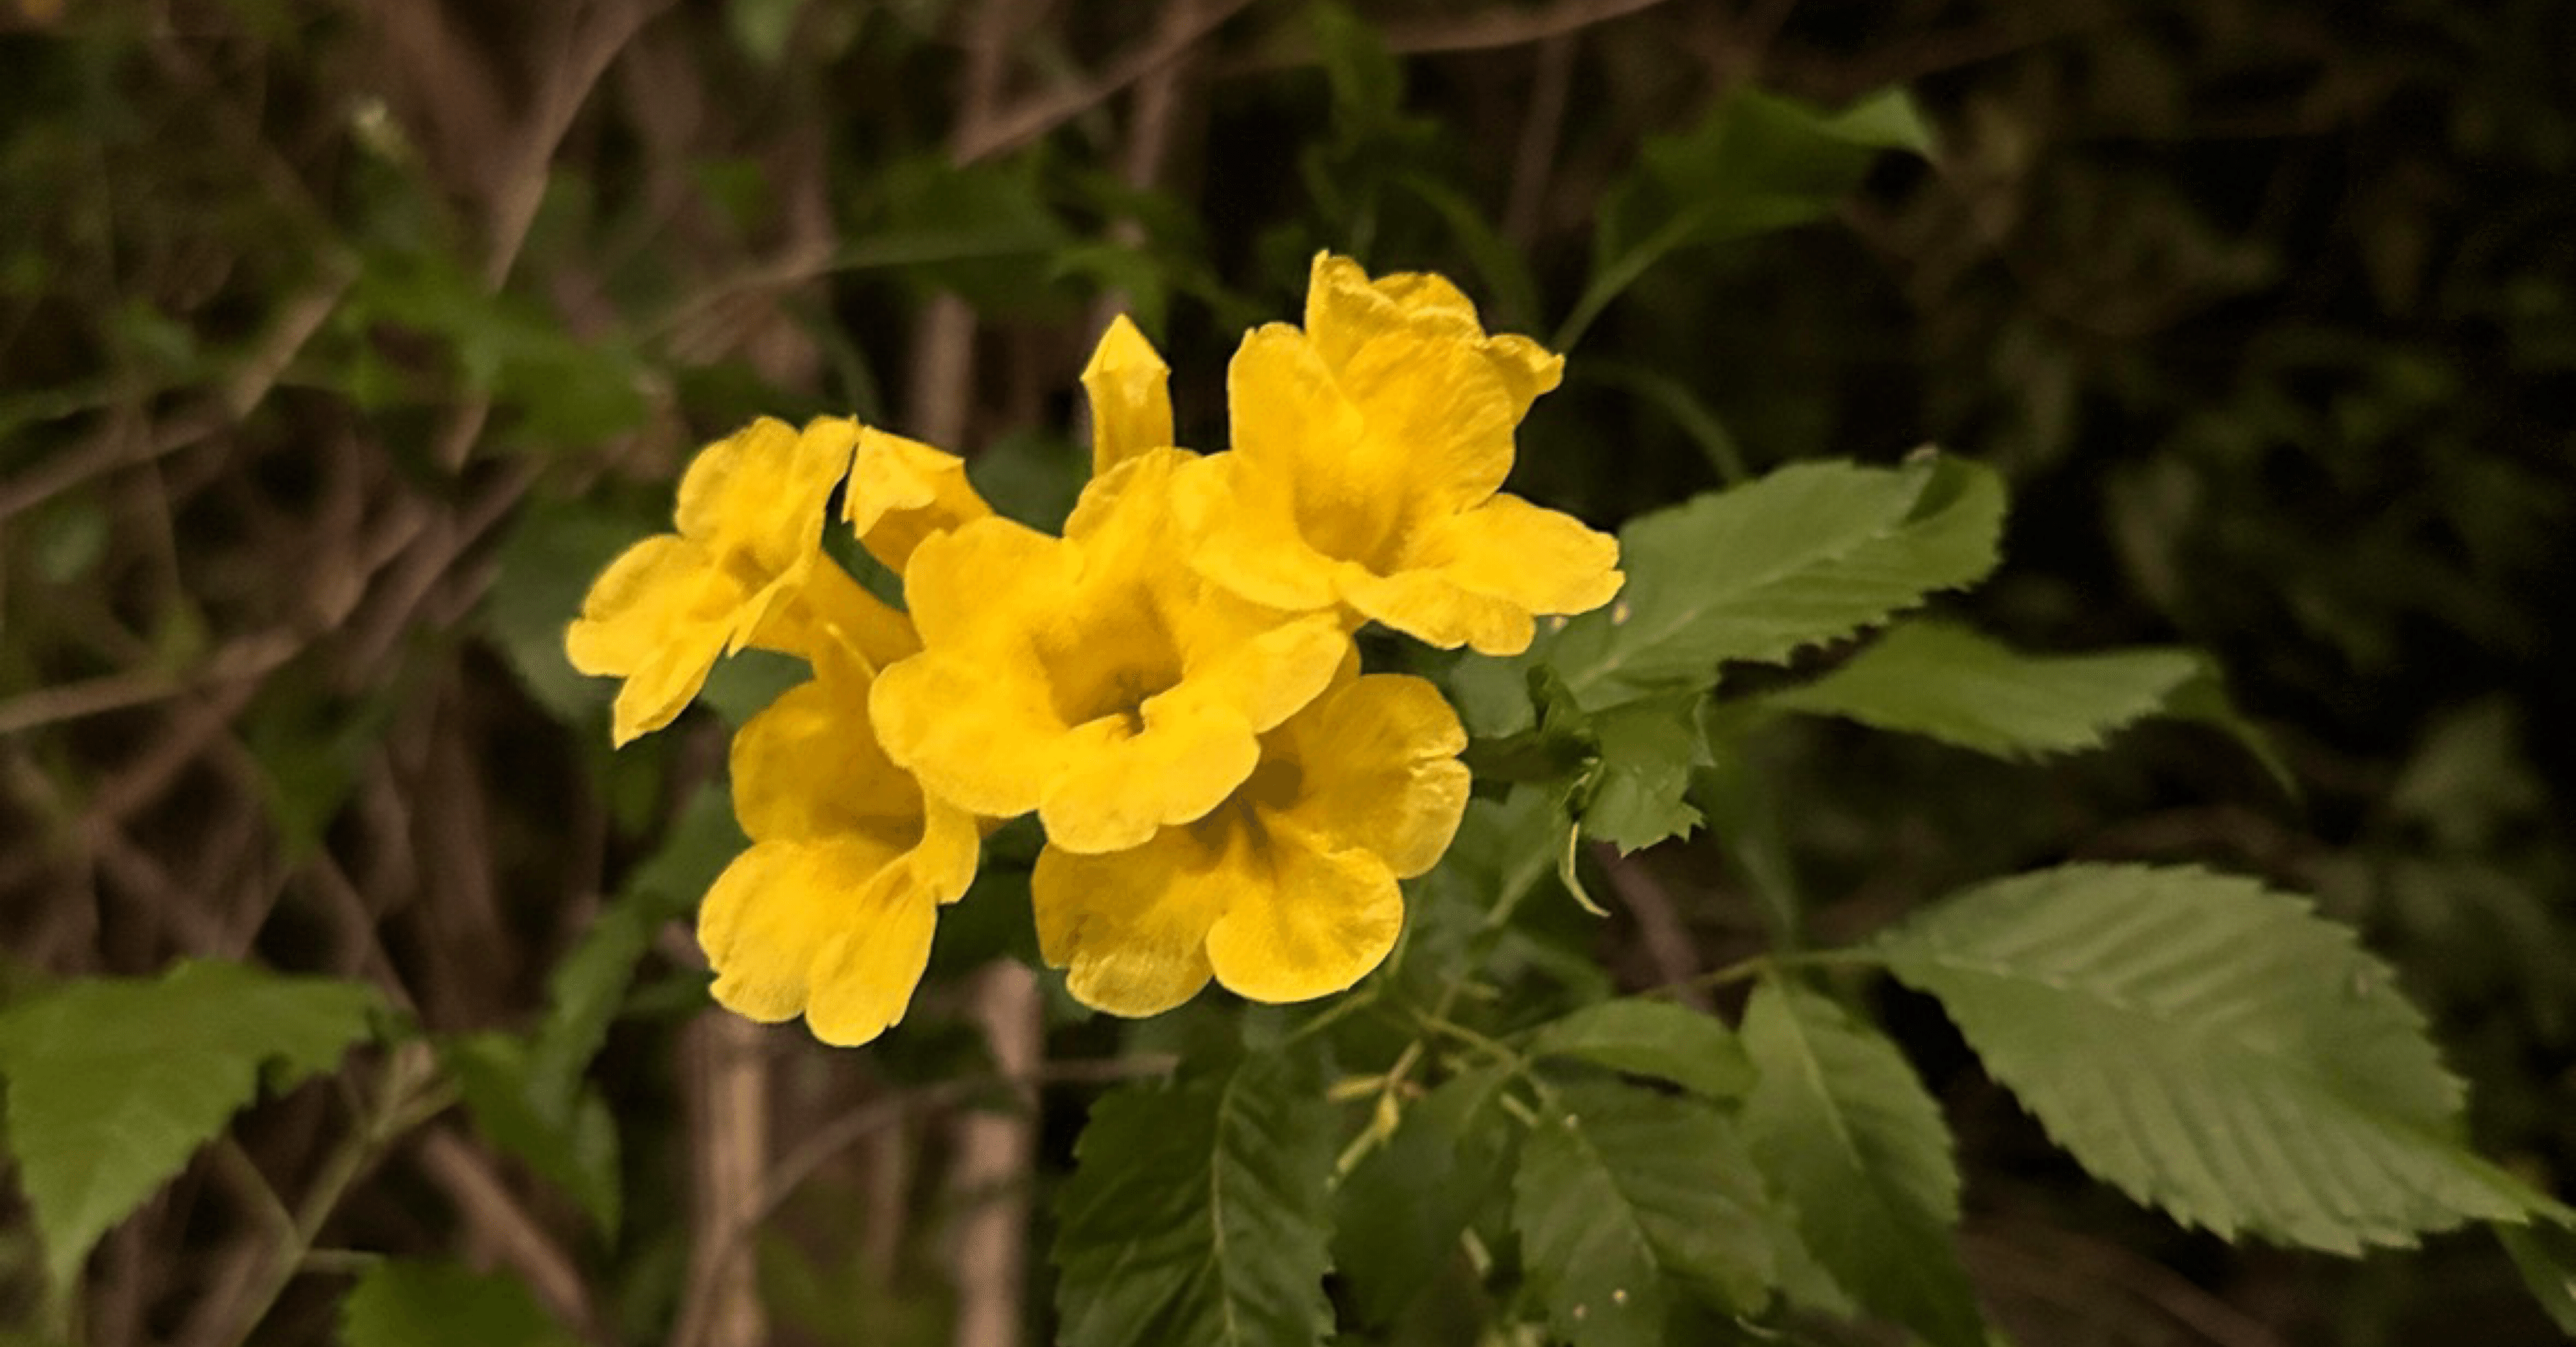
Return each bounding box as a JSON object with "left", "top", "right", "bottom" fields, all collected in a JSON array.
[
  {"left": 1740, "top": 984, "right": 1985, "bottom": 1347},
  {"left": 1054, "top": 1046, "right": 1336, "bottom": 1347},
  {"left": 1529, "top": 1000, "right": 1753, "bottom": 1100},
  {"left": 2165, "top": 660, "right": 2299, "bottom": 797},
  {"left": 1875, "top": 864, "right": 2548, "bottom": 1253},
  {"left": 875, "top": 154, "right": 1075, "bottom": 318},
  {"left": 2496, "top": 1219, "right": 2576, "bottom": 1336},
  {"left": 1534, "top": 456, "right": 2005, "bottom": 709},
  {"left": 481, "top": 501, "right": 647, "bottom": 724},
  {"left": 529, "top": 783, "right": 740, "bottom": 1107},
  {"left": 1765, "top": 620, "right": 2202, "bottom": 758},
  {"left": 1333, "top": 1066, "right": 1521, "bottom": 1326},
  {"left": 1564, "top": 87, "right": 1931, "bottom": 349},
  {"left": 695, "top": 647, "right": 809, "bottom": 728},
  {"left": 1580, "top": 694, "right": 1708, "bottom": 853},
  {"left": 0, "top": 961, "right": 382, "bottom": 1289},
  {"left": 443, "top": 1034, "right": 621, "bottom": 1236},
  {"left": 1511, "top": 1081, "right": 1778, "bottom": 1347},
  {"left": 340, "top": 1258, "right": 580, "bottom": 1347}
]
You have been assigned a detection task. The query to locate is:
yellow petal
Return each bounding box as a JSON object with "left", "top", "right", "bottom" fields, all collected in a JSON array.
[
  {"left": 746, "top": 559, "right": 922, "bottom": 674},
  {"left": 896, "top": 513, "right": 1063, "bottom": 651},
  {"left": 1032, "top": 831, "right": 1220, "bottom": 1016},
  {"left": 1170, "top": 453, "right": 1341, "bottom": 613},
  {"left": 1303, "top": 252, "right": 1562, "bottom": 422},
  {"left": 1173, "top": 604, "right": 1352, "bottom": 735},
  {"left": 1330, "top": 312, "right": 1522, "bottom": 515},
  {"left": 1265, "top": 674, "right": 1470, "bottom": 879},
  {"left": 730, "top": 664, "right": 924, "bottom": 844},
  {"left": 565, "top": 534, "right": 747, "bottom": 743},
  {"left": 1201, "top": 815, "right": 1404, "bottom": 1004},
  {"left": 844, "top": 426, "right": 993, "bottom": 574},
  {"left": 698, "top": 837, "right": 938, "bottom": 1047},
  {"left": 564, "top": 534, "right": 712, "bottom": 677},
  {"left": 677, "top": 416, "right": 855, "bottom": 574},
  {"left": 1409, "top": 492, "right": 1624, "bottom": 625},
  {"left": 1080, "top": 314, "right": 1174, "bottom": 479},
  {"left": 1226, "top": 326, "right": 1411, "bottom": 567},
  {"left": 1338, "top": 566, "right": 1537, "bottom": 655},
  {"left": 1038, "top": 695, "right": 1262, "bottom": 854},
  {"left": 868, "top": 647, "right": 1061, "bottom": 821},
  {"left": 912, "top": 793, "right": 985, "bottom": 905}
]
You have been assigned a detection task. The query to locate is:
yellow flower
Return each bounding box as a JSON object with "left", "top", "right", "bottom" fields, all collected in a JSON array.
[
  {"left": 1175, "top": 253, "right": 1623, "bottom": 655},
  {"left": 842, "top": 424, "right": 994, "bottom": 574},
  {"left": 566, "top": 416, "right": 909, "bottom": 743},
  {"left": 869, "top": 447, "right": 1352, "bottom": 854},
  {"left": 698, "top": 644, "right": 981, "bottom": 1046},
  {"left": 1080, "top": 314, "right": 1175, "bottom": 478},
  {"left": 1031, "top": 667, "right": 1470, "bottom": 1016}
]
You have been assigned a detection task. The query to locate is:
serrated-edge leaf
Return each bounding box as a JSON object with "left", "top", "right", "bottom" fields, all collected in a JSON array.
[
  {"left": 0, "top": 961, "right": 381, "bottom": 1289},
  {"left": 1512, "top": 1081, "right": 1778, "bottom": 1347},
  {"left": 1580, "top": 694, "right": 1707, "bottom": 853},
  {"left": 1765, "top": 620, "right": 2201, "bottom": 759},
  {"left": 1529, "top": 1000, "right": 1753, "bottom": 1099},
  {"left": 1877, "top": 864, "right": 2544, "bottom": 1253},
  {"left": 1741, "top": 984, "right": 1985, "bottom": 1347},
  {"left": 1054, "top": 1048, "right": 1335, "bottom": 1347},
  {"left": 1537, "top": 457, "right": 2004, "bottom": 708}
]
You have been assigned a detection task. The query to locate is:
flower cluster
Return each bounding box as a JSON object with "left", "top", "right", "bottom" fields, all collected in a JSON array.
[{"left": 567, "top": 255, "right": 1621, "bottom": 1044}]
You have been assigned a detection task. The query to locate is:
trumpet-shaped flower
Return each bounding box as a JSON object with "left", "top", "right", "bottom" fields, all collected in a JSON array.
[
  {"left": 698, "top": 644, "right": 982, "bottom": 1046},
  {"left": 869, "top": 447, "right": 1352, "bottom": 855},
  {"left": 1175, "top": 253, "right": 1623, "bottom": 655},
  {"left": 1032, "top": 668, "right": 1470, "bottom": 1016},
  {"left": 567, "top": 416, "right": 896, "bottom": 743}
]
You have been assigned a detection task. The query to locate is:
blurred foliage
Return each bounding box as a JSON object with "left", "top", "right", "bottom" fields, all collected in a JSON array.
[{"left": 1, "top": 0, "right": 2571, "bottom": 1344}]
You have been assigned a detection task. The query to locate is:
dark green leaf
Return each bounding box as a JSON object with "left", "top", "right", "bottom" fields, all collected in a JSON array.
[
  {"left": 1580, "top": 694, "right": 1707, "bottom": 853},
  {"left": 481, "top": 502, "right": 647, "bottom": 724},
  {"left": 1512, "top": 1081, "right": 1778, "bottom": 1347},
  {"left": 1878, "top": 864, "right": 2553, "bottom": 1253},
  {"left": 1565, "top": 87, "right": 1931, "bottom": 348},
  {"left": 1765, "top": 620, "right": 2202, "bottom": 758},
  {"left": 528, "top": 784, "right": 741, "bottom": 1107},
  {"left": 1532, "top": 456, "right": 2004, "bottom": 709},
  {"left": 696, "top": 648, "right": 809, "bottom": 729},
  {"left": 1740, "top": 984, "right": 1984, "bottom": 1346},
  {"left": 340, "top": 1258, "right": 580, "bottom": 1347},
  {"left": 1333, "top": 1066, "right": 1521, "bottom": 1326},
  {"left": 2496, "top": 1220, "right": 2576, "bottom": 1336},
  {"left": 1055, "top": 1046, "right": 1336, "bottom": 1347},
  {"left": 1529, "top": 1000, "right": 1753, "bottom": 1100},
  {"left": 0, "top": 962, "right": 382, "bottom": 1289}
]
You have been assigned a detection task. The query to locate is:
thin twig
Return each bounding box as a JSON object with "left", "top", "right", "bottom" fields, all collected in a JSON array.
[
  {"left": 1594, "top": 843, "right": 1712, "bottom": 1010},
  {"left": 414, "top": 1128, "right": 600, "bottom": 1340},
  {"left": 1376, "top": 0, "right": 1674, "bottom": 55},
  {"left": 0, "top": 631, "right": 299, "bottom": 738},
  {"left": 1503, "top": 35, "right": 1575, "bottom": 246},
  {"left": 950, "top": 0, "right": 1262, "bottom": 163},
  {"left": 216, "top": 1043, "right": 452, "bottom": 1347}
]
